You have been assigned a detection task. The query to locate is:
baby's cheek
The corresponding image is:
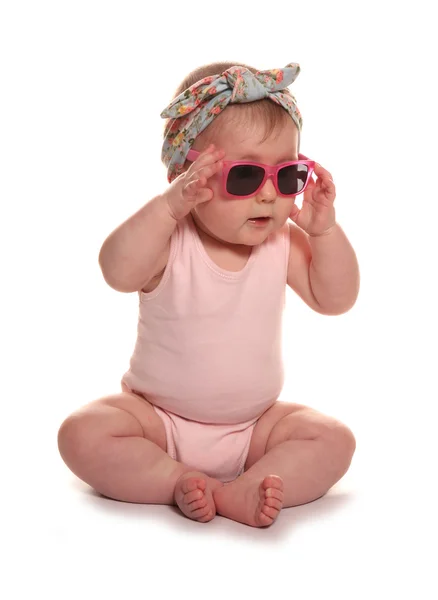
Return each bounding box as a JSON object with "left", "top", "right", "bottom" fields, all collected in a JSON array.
[
  {"left": 219, "top": 200, "right": 249, "bottom": 224},
  {"left": 278, "top": 198, "right": 295, "bottom": 219},
  {"left": 196, "top": 198, "right": 227, "bottom": 228}
]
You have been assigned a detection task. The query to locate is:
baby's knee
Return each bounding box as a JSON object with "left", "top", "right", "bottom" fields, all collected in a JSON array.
[
  {"left": 57, "top": 398, "right": 144, "bottom": 467},
  {"left": 57, "top": 403, "right": 111, "bottom": 465},
  {"left": 57, "top": 410, "right": 95, "bottom": 467}
]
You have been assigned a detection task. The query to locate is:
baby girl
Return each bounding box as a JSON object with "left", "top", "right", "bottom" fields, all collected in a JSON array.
[{"left": 58, "top": 61, "right": 360, "bottom": 528}]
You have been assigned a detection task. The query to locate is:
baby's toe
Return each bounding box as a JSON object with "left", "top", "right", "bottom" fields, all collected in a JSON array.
[
  {"left": 181, "top": 477, "right": 206, "bottom": 495},
  {"left": 189, "top": 497, "right": 208, "bottom": 512},
  {"left": 262, "top": 504, "right": 280, "bottom": 519},
  {"left": 265, "top": 496, "right": 283, "bottom": 510},
  {"left": 263, "top": 475, "right": 283, "bottom": 491},
  {"left": 183, "top": 488, "right": 204, "bottom": 504},
  {"left": 193, "top": 504, "right": 214, "bottom": 521}
]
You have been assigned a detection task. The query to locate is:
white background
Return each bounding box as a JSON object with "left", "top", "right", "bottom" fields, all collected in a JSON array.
[{"left": 1, "top": 1, "right": 437, "bottom": 598}]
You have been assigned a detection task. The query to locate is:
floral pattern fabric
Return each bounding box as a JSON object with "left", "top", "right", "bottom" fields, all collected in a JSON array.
[{"left": 161, "top": 63, "right": 303, "bottom": 182}]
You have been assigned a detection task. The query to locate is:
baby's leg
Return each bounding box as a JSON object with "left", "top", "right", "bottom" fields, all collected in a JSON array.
[{"left": 57, "top": 392, "right": 222, "bottom": 521}]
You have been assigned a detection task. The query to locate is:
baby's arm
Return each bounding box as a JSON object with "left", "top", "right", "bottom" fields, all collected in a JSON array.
[
  {"left": 99, "top": 195, "right": 177, "bottom": 293},
  {"left": 287, "top": 223, "right": 360, "bottom": 315},
  {"left": 99, "top": 145, "right": 224, "bottom": 293},
  {"left": 307, "top": 224, "right": 360, "bottom": 314}
]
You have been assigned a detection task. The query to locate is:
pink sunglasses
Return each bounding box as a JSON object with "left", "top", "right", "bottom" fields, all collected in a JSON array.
[{"left": 187, "top": 149, "right": 316, "bottom": 198}]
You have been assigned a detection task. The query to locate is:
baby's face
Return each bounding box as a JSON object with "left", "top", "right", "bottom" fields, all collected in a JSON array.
[{"left": 191, "top": 117, "right": 299, "bottom": 247}]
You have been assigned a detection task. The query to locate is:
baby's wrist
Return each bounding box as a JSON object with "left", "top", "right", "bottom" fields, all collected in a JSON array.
[
  {"left": 308, "top": 223, "right": 338, "bottom": 238},
  {"left": 158, "top": 190, "right": 182, "bottom": 223}
]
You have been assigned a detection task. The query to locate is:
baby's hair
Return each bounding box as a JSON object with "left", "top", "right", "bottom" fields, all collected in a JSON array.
[{"left": 163, "top": 61, "right": 291, "bottom": 149}]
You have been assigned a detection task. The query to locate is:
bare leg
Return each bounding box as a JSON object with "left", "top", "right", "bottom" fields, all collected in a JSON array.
[
  {"left": 214, "top": 436, "right": 355, "bottom": 527},
  {"left": 58, "top": 393, "right": 223, "bottom": 521}
]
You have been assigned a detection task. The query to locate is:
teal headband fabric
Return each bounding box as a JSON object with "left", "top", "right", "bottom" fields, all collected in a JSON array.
[{"left": 160, "top": 63, "right": 303, "bottom": 182}]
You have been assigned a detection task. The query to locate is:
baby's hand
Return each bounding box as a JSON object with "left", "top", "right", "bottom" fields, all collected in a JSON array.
[{"left": 164, "top": 144, "right": 225, "bottom": 221}]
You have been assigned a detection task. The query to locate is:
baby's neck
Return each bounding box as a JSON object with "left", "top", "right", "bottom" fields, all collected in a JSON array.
[{"left": 190, "top": 214, "right": 252, "bottom": 270}]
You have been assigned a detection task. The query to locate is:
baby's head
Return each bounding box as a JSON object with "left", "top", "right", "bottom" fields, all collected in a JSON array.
[{"left": 161, "top": 61, "right": 303, "bottom": 247}]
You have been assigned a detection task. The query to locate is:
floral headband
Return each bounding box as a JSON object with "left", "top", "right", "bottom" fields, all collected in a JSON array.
[{"left": 160, "top": 63, "right": 303, "bottom": 182}]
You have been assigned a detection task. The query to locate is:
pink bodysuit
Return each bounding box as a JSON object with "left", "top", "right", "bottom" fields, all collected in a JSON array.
[{"left": 121, "top": 214, "right": 290, "bottom": 482}]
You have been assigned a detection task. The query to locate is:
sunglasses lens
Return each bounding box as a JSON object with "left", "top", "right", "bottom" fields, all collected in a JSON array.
[
  {"left": 227, "top": 165, "right": 265, "bottom": 196},
  {"left": 278, "top": 164, "right": 309, "bottom": 195}
]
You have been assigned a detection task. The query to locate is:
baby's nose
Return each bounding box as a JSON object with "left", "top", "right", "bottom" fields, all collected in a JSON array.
[{"left": 257, "top": 176, "right": 276, "bottom": 201}]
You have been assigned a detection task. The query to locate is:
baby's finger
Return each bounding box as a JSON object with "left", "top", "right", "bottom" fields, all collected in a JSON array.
[
  {"left": 195, "top": 158, "right": 223, "bottom": 182},
  {"left": 184, "top": 179, "right": 213, "bottom": 204},
  {"left": 194, "top": 186, "right": 214, "bottom": 204},
  {"left": 192, "top": 144, "right": 216, "bottom": 164},
  {"left": 185, "top": 175, "right": 214, "bottom": 202},
  {"left": 314, "top": 162, "right": 333, "bottom": 181},
  {"left": 184, "top": 176, "right": 206, "bottom": 197},
  {"left": 192, "top": 146, "right": 225, "bottom": 170}
]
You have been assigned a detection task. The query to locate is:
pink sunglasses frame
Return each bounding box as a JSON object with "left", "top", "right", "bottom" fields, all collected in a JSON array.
[{"left": 186, "top": 149, "right": 316, "bottom": 198}]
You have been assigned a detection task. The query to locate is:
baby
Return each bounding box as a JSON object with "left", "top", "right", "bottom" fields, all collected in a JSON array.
[{"left": 58, "top": 61, "right": 360, "bottom": 528}]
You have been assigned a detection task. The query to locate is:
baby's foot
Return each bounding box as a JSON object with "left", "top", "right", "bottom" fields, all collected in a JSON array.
[
  {"left": 174, "top": 471, "right": 224, "bottom": 523},
  {"left": 213, "top": 474, "right": 284, "bottom": 527}
]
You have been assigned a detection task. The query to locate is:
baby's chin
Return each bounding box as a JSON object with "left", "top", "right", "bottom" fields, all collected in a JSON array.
[
  {"left": 226, "top": 220, "right": 281, "bottom": 247},
  {"left": 192, "top": 210, "right": 286, "bottom": 247}
]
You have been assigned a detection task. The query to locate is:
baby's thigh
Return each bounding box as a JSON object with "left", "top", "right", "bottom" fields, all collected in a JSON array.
[{"left": 58, "top": 391, "right": 167, "bottom": 459}]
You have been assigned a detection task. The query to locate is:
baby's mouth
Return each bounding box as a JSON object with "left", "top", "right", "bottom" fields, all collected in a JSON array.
[{"left": 247, "top": 216, "right": 272, "bottom": 226}]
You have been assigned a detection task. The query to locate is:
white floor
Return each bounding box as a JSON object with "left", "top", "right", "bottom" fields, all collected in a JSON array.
[{"left": 3, "top": 393, "right": 436, "bottom": 600}]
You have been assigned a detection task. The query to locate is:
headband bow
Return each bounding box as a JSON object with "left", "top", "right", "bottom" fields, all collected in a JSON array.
[{"left": 161, "top": 63, "right": 303, "bottom": 182}]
